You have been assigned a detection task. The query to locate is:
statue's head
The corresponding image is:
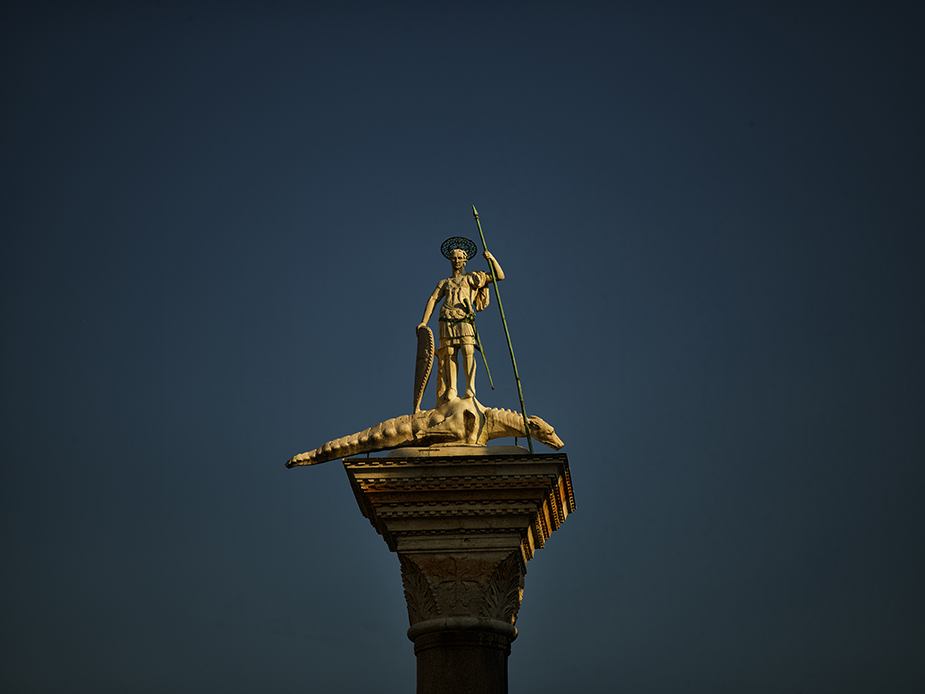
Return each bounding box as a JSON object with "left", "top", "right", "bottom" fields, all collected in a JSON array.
[
  {"left": 448, "top": 248, "right": 468, "bottom": 269},
  {"left": 441, "top": 236, "right": 477, "bottom": 264}
]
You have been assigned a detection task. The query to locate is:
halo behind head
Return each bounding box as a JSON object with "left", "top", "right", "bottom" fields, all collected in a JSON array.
[{"left": 441, "top": 236, "right": 477, "bottom": 260}]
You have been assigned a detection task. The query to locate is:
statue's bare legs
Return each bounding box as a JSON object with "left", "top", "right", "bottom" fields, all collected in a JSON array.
[
  {"left": 436, "top": 347, "right": 455, "bottom": 405},
  {"left": 461, "top": 345, "right": 476, "bottom": 398},
  {"left": 436, "top": 344, "right": 477, "bottom": 405}
]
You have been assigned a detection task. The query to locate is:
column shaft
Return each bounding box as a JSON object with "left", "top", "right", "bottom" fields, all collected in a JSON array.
[{"left": 414, "top": 629, "right": 511, "bottom": 694}]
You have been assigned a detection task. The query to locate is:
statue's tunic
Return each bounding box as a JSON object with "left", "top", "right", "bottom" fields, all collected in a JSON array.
[{"left": 436, "top": 271, "right": 490, "bottom": 348}]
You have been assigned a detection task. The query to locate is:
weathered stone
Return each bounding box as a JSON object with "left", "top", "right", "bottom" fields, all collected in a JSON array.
[{"left": 344, "top": 451, "right": 575, "bottom": 694}]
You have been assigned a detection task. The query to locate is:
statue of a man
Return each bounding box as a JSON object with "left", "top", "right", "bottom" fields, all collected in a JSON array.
[{"left": 418, "top": 238, "right": 505, "bottom": 405}]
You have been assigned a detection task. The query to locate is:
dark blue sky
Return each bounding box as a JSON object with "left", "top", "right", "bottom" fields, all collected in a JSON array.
[{"left": 2, "top": 2, "right": 923, "bottom": 692}]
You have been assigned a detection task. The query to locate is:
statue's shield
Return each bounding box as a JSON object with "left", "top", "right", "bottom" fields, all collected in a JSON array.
[{"left": 413, "top": 325, "right": 434, "bottom": 413}]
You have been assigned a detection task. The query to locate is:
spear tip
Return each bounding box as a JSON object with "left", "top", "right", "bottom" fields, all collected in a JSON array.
[{"left": 472, "top": 204, "right": 479, "bottom": 218}]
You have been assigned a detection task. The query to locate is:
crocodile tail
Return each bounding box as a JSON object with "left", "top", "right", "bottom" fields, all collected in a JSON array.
[{"left": 286, "top": 414, "right": 416, "bottom": 467}]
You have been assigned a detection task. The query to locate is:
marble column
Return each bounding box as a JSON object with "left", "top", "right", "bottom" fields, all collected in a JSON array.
[{"left": 344, "top": 449, "right": 575, "bottom": 694}]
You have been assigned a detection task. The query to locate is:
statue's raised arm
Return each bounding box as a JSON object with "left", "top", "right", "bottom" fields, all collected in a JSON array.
[{"left": 482, "top": 249, "right": 504, "bottom": 281}]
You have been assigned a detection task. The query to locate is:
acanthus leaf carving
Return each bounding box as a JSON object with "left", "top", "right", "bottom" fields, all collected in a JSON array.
[
  {"left": 399, "top": 554, "right": 440, "bottom": 624},
  {"left": 481, "top": 551, "right": 525, "bottom": 624}
]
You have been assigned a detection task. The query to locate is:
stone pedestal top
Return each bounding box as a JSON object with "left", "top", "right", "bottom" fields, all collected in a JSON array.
[
  {"left": 387, "top": 445, "right": 530, "bottom": 457},
  {"left": 344, "top": 452, "right": 574, "bottom": 562}
]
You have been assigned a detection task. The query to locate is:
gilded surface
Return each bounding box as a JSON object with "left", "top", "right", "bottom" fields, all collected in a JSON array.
[
  {"left": 286, "top": 233, "right": 563, "bottom": 469},
  {"left": 418, "top": 247, "right": 503, "bottom": 404},
  {"left": 287, "top": 398, "right": 562, "bottom": 467}
]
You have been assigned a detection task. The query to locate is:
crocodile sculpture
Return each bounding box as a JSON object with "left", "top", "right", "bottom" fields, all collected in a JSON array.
[{"left": 286, "top": 397, "right": 563, "bottom": 468}]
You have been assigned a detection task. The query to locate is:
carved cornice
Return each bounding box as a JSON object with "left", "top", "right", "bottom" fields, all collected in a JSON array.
[{"left": 345, "top": 453, "right": 575, "bottom": 562}]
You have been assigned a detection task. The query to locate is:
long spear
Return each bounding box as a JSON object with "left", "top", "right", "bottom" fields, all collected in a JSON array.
[
  {"left": 465, "top": 298, "right": 494, "bottom": 390},
  {"left": 472, "top": 205, "right": 533, "bottom": 453}
]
